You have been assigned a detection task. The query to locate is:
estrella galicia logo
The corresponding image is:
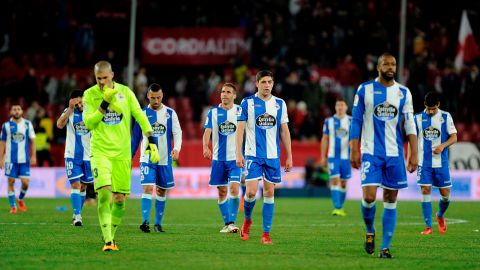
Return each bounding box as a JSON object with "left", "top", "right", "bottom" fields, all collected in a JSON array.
[
  {"left": 423, "top": 126, "right": 440, "bottom": 141},
  {"left": 255, "top": 113, "right": 276, "bottom": 130},
  {"left": 152, "top": 122, "right": 166, "bottom": 137},
  {"left": 219, "top": 121, "right": 236, "bottom": 136},
  {"left": 11, "top": 132, "right": 25, "bottom": 143},
  {"left": 374, "top": 102, "right": 398, "bottom": 121},
  {"left": 74, "top": 121, "right": 89, "bottom": 135},
  {"left": 102, "top": 109, "right": 123, "bottom": 125},
  {"left": 335, "top": 128, "right": 348, "bottom": 138}
]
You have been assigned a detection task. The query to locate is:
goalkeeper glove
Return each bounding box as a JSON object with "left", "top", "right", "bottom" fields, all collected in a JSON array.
[
  {"left": 100, "top": 87, "right": 122, "bottom": 113},
  {"left": 145, "top": 136, "right": 160, "bottom": 163}
]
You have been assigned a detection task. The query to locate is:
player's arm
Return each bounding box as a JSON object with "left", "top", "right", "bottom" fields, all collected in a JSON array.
[
  {"left": 28, "top": 122, "right": 37, "bottom": 166},
  {"left": 236, "top": 121, "right": 246, "bottom": 168},
  {"left": 56, "top": 98, "right": 77, "bottom": 129},
  {"left": 349, "top": 87, "right": 365, "bottom": 169},
  {"left": 171, "top": 111, "right": 182, "bottom": 160},
  {"left": 403, "top": 90, "right": 418, "bottom": 173},
  {"left": 131, "top": 119, "right": 143, "bottom": 159},
  {"left": 433, "top": 113, "right": 457, "bottom": 154},
  {"left": 280, "top": 122, "right": 293, "bottom": 172},
  {"left": 202, "top": 109, "right": 213, "bottom": 160},
  {"left": 83, "top": 91, "right": 104, "bottom": 130},
  {"left": 319, "top": 120, "right": 329, "bottom": 167},
  {"left": 0, "top": 124, "right": 5, "bottom": 168}
]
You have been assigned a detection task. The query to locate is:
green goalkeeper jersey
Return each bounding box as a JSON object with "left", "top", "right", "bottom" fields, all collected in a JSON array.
[{"left": 83, "top": 82, "right": 152, "bottom": 160}]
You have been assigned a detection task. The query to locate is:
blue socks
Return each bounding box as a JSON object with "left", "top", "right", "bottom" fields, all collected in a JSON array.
[
  {"left": 381, "top": 202, "right": 397, "bottom": 250},
  {"left": 243, "top": 195, "right": 256, "bottom": 221},
  {"left": 71, "top": 189, "right": 82, "bottom": 215},
  {"left": 421, "top": 194, "right": 432, "bottom": 227},
  {"left": 438, "top": 195, "right": 450, "bottom": 218},
  {"left": 8, "top": 191, "right": 16, "bottom": 207},
  {"left": 19, "top": 189, "right": 27, "bottom": 200},
  {"left": 229, "top": 196, "right": 239, "bottom": 224},
  {"left": 80, "top": 191, "right": 86, "bottom": 209},
  {"left": 155, "top": 196, "right": 166, "bottom": 225},
  {"left": 361, "top": 199, "right": 376, "bottom": 234},
  {"left": 331, "top": 186, "right": 341, "bottom": 209},
  {"left": 262, "top": 197, "right": 274, "bottom": 233},
  {"left": 141, "top": 194, "right": 153, "bottom": 222},
  {"left": 218, "top": 198, "right": 230, "bottom": 225},
  {"left": 339, "top": 187, "right": 346, "bottom": 207}
]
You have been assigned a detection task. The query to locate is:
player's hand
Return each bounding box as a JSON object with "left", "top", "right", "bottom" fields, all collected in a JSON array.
[
  {"left": 433, "top": 145, "right": 444, "bottom": 155},
  {"left": 203, "top": 148, "right": 212, "bottom": 160},
  {"left": 0, "top": 158, "right": 4, "bottom": 169},
  {"left": 318, "top": 158, "right": 327, "bottom": 168},
  {"left": 30, "top": 156, "right": 37, "bottom": 166},
  {"left": 108, "top": 100, "right": 123, "bottom": 114},
  {"left": 103, "top": 87, "right": 118, "bottom": 103},
  {"left": 145, "top": 143, "right": 160, "bottom": 163},
  {"left": 236, "top": 154, "right": 245, "bottom": 168},
  {"left": 171, "top": 149, "right": 179, "bottom": 161},
  {"left": 350, "top": 149, "right": 361, "bottom": 169},
  {"left": 68, "top": 98, "right": 79, "bottom": 109},
  {"left": 284, "top": 155, "right": 293, "bottom": 172},
  {"left": 407, "top": 153, "right": 418, "bottom": 173}
]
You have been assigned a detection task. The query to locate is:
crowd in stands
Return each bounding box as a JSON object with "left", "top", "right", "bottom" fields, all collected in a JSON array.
[{"left": 0, "top": 0, "right": 479, "bottom": 167}]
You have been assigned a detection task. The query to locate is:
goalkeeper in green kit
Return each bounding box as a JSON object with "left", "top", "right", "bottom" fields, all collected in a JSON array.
[{"left": 83, "top": 61, "right": 160, "bottom": 251}]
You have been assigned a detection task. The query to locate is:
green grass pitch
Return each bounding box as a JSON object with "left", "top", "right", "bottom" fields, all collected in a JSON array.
[{"left": 0, "top": 198, "right": 479, "bottom": 270}]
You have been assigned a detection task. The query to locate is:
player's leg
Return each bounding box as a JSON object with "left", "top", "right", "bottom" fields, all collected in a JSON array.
[
  {"left": 241, "top": 157, "right": 262, "bottom": 241},
  {"left": 140, "top": 185, "right": 154, "bottom": 233},
  {"left": 81, "top": 161, "right": 94, "bottom": 208},
  {"left": 328, "top": 158, "right": 342, "bottom": 214},
  {"left": 210, "top": 160, "right": 230, "bottom": 232},
  {"left": 261, "top": 158, "right": 282, "bottom": 244},
  {"left": 109, "top": 159, "right": 132, "bottom": 245},
  {"left": 227, "top": 162, "right": 241, "bottom": 232},
  {"left": 70, "top": 180, "right": 83, "bottom": 226},
  {"left": 338, "top": 159, "right": 351, "bottom": 214},
  {"left": 139, "top": 163, "right": 155, "bottom": 232},
  {"left": 379, "top": 156, "right": 408, "bottom": 258},
  {"left": 7, "top": 177, "right": 17, "bottom": 213},
  {"left": 91, "top": 156, "right": 114, "bottom": 249},
  {"left": 153, "top": 165, "right": 174, "bottom": 233},
  {"left": 417, "top": 166, "right": 433, "bottom": 234},
  {"left": 239, "top": 172, "right": 246, "bottom": 211},
  {"left": 360, "top": 155, "right": 383, "bottom": 255},
  {"left": 17, "top": 176, "right": 29, "bottom": 212},
  {"left": 435, "top": 167, "right": 452, "bottom": 234},
  {"left": 80, "top": 182, "right": 87, "bottom": 209},
  {"left": 217, "top": 185, "right": 230, "bottom": 232}
]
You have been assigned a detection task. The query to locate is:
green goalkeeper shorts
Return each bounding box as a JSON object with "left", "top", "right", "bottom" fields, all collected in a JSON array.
[{"left": 91, "top": 156, "right": 132, "bottom": 194}]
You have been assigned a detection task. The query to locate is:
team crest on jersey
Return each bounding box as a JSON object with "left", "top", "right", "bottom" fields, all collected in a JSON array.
[
  {"left": 102, "top": 109, "right": 123, "bottom": 125},
  {"left": 335, "top": 128, "right": 348, "bottom": 138},
  {"left": 398, "top": 90, "right": 404, "bottom": 99},
  {"left": 423, "top": 126, "right": 440, "bottom": 141},
  {"left": 152, "top": 122, "right": 167, "bottom": 137},
  {"left": 219, "top": 120, "right": 236, "bottom": 136},
  {"left": 165, "top": 112, "right": 171, "bottom": 119},
  {"left": 275, "top": 103, "right": 280, "bottom": 110},
  {"left": 374, "top": 102, "right": 398, "bottom": 121},
  {"left": 236, "top": 107, "right": 242, "bottom": 116},
  {"left": 353, "top": 95, "right": 359, "bottom": 106},
  {"left": 117, "top": 93, "right": 125, "bottom": 101},
  {"left": 256, "top": 113, "right": 276, "bottom": 129},
  {"left": 439, "top": 117, "right": 444, "bottom": 123},
  {"left": 74, "top": 121, "right": 89, "bottom": 135},
  {"left": 11, "top": 132, "right": 25, "bottom": 143}
]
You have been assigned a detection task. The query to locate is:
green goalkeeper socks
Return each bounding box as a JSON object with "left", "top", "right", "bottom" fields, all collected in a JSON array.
[
  {"left": 111, "top": 201, "right": 126, "bottom": 239},
  {"left": 97, "top": 189, "right": 113, "bottom": 243}
]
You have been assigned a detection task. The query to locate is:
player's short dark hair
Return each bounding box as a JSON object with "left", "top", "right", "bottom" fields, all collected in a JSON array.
[
  {"left": 69, "top": 90, "right": 83, "bottom": 99},
  {"left": 222, "top": 83, "right": 236, "bottom": 92},
  {"left": 148, "top": 83, "right": 162, "bottom": 92},
  {"left": 425, "top": 91, "right": 440, "bottom": 107},
  {"left": 378, "top": 53, "right": 395, "bottom": 65},
  {"left": 256, "top": 70, "right": 274, "bottom": 82},
  {"left": 336, "top": 96, "right": 347, "bottom": 104}
]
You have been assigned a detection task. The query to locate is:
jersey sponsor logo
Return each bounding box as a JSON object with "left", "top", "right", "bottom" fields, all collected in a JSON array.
[
  {"left": 102, "top": 109, "right": 123, "bottom": 125},
  {"left": 152, "top": 122, "right": 167, "bottom": 136},
  {"left": 74, "top": 121, "right": 89, "bottom": 135},
  {"left": 373, "top": 102, "right": 398, "bottom": 121},
  {"left": 11, "top": 132, "right": 25, "bottom": 143},
  {"left": 256, "top": 113, "right": 276, "bottom": 129},
  {"left": 219, "top": 120, "right": 236, "bottom": 136},
  {"left": 423, "top": 126, "right": 441, "bottom": 141},
  {"left": 335, "top": 128, "right": 348, "bottom": 138}
]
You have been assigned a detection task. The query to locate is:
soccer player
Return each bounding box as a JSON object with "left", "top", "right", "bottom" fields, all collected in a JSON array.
[
  {"left": 83, "top": 61, "right": 159, "bottom": 251},
  {"left": 236, "top": 70, "right": 293, "bottom": 245},
  {"left": 415, "top": 91, "right": 457, "bottom": 235},
  {"left": 350, "top": 53, "right": 418, "bottom": 258},
  {"left": 202, "top": 83, "right": 241, "bottom": 233},
  {"left": 56, "top": 90, "right": 92, "bottom": 226},
  {"left": 0, "top": 103, "right": 36, "bottom": 213},
  {"left": 132, "top": 83, "right": 182, "bottom": 233},
  {"left": 319, "top": 96, "right": 351, "bottom": 216}
]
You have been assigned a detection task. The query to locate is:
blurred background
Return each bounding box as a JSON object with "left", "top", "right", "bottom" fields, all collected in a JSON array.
[{"left": 0, "top": 0, "right": 479, "bottom": 199}]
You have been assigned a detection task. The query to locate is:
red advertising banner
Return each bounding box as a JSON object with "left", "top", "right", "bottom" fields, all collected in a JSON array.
[{"left": 142, "top": 28, "right": 249, "bottom": 65}]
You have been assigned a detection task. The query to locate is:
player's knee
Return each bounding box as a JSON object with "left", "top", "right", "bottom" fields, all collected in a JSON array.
[
  {"left": 112, "top": 193, "right": 126, "bottom": 203},
  {"left": 143, "top": 185, "right": 154, "bottom": 194},
  {"left": 363, "top": 195, "right": 376, "bottom": 204},
  {"left": 156, "top": 187, "right": 166, "bottom": 197},
  {"left": 421, "top": 186, "right": 431, "bottom": 195}
]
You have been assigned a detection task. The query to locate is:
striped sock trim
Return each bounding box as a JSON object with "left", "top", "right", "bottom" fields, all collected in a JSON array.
[
  {"left": 361, "top": 199, "right": 376, "bottom": 208},
  {"left": 244, "top": 195, "right": 256, "bottom": 203},
  {"left": 421, "top": 194, "right": 431, "bottom": 202},
  {"left": 383, "top": 202, "right": 397, "bottom": 209},
  {"left": 142, "top": 194, "right": 152, "bottom": 199},
  {"left": 156, "top": 196, "right": 166, "bottom": 202},
  {"left": 263, "top": 197, "right": 274, "bottom": 204}
]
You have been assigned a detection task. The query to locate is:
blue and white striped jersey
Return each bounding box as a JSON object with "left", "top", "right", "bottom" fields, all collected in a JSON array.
[
  {"left": 238, "top": 94, "right": 288, "bottom": 159},
  {"left": 1, "top": 118, "right": 36, "bottom": 163},
  {"left": 415, "top": 110, "right": 457, "bottom": 168},
  {"left": 350, "top": 79, "right": 416, "bottom": 157},
  {"left": 204, "top": 104, "right": 240, "bottom": 161},
  {"left": 323, "top": 115, "right": 351, "bottom": 160},
  {"left": 131, "top": 105, "right": 182, "bottom": 166},
  {"left": 63, "top": 108, "right": 91, "bottom": 161}
]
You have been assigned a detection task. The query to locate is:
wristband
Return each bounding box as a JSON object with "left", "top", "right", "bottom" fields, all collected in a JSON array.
[{"left": 100, "top": 100, "right": 110, "bottom": 111}]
